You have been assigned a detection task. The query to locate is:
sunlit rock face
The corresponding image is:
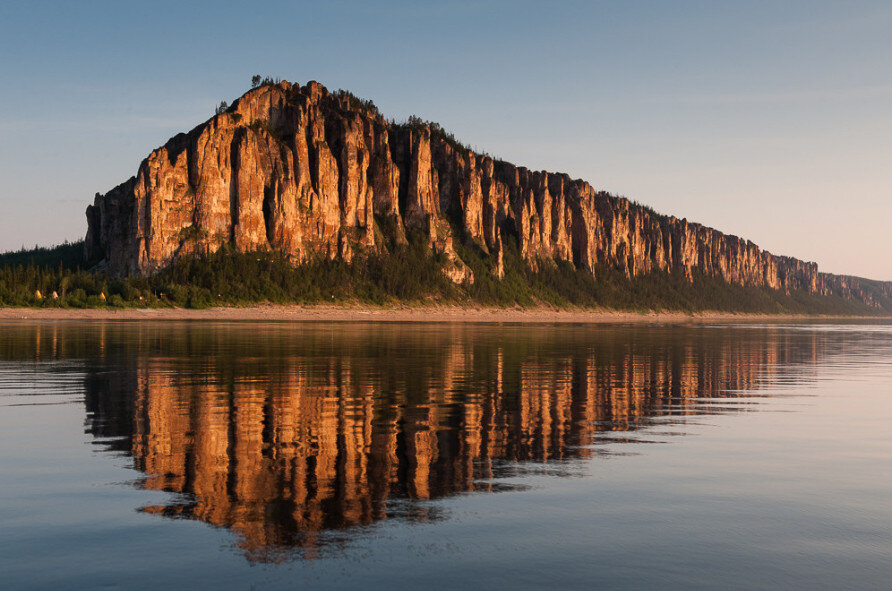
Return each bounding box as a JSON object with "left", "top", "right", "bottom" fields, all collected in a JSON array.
[{"left": 84, "top": 80, "right": 888, "bottom": 301}]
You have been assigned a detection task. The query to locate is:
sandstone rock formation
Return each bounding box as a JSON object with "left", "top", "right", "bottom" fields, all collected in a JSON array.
[{"left": 85, "top": 80, "right": 890, "bottom": 306}]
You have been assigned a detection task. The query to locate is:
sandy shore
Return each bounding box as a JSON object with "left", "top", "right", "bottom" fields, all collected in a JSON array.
[{"left": 0, "top": 304, "right": 885, "bottom": 324}]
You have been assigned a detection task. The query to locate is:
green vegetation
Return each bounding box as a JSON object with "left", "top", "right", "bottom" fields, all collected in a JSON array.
[
  {"left": 247, "top": 118, "right": 285, "bottom": 144},
  {"left": 333, "top": 89, "right": 380, "bottom": 116},
  {"left": 0, "top": 241, "right": 85, "bottom": 270},
  {"left": 391, "top": 115, "right": 474, "bottom": 154},
  {"left": 623, "top": 196, "right": 666, "bottom": 221},
  {"left": 251, "top": 74, "right": 281, "bottom": 88},
  {"left": 0, "top": 234, "right": 887, "bottom": 315},
  {"left": 0, "top": 234, "right": 455, "bottom": 309},
  {"left": 450, "top": 226, "right": 887, "bottom": 315}
]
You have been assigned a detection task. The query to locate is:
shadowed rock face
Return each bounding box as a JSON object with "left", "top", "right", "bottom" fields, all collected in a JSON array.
[{"left": 85, "top": 80, "right": 890, "bottom": 304}]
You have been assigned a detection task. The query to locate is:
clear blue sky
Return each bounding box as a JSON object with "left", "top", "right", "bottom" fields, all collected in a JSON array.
[{"left": 1, "top": 0, "right": 890, "bottom": 278}]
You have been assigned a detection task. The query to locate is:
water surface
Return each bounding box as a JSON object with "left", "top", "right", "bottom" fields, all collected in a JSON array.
[{"left": 1, "top": 321, "right": 890, "bottom": 589}]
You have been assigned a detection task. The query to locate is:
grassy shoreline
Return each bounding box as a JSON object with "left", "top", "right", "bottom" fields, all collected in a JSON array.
[
  {"left": 1, "top": 304, "right": 889, "bottom": 323},
  {"left": 3, "top": 239, "right": 890, "bottom": 317}
]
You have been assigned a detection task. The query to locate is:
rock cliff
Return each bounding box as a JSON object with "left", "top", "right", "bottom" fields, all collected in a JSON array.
[{"left": 85, "top": 80, "right": 890, "bottom": 306}]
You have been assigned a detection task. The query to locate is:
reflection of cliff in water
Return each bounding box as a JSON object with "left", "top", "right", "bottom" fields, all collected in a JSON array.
[{"left": 8, "top": 323, "right": 829, "bottom": 561}]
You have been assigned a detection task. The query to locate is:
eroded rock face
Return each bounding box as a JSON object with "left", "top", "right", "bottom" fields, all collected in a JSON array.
[{"left": 85, "top": 80, "right": 886, "bottom": 304}]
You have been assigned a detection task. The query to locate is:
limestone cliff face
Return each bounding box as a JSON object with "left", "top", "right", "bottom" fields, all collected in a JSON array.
[{"left": 85, "top": 80, "right": 886, "bottom": 304}]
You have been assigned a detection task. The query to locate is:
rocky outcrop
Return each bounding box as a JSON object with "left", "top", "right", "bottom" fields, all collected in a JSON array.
[{"left": 85, "top": 80, "right": 888, "bottom": 306}]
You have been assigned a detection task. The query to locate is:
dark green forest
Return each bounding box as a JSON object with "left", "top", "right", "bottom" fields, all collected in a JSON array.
[{"left": 0, "top": 228, "right": 887, "bottom": 315}]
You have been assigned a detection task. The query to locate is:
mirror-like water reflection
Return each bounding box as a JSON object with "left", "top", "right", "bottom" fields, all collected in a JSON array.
[
  {"left": 1, "top": 322, "right": 831, "bottom": 561},
  {"left": 2, "top": 320, "right": 891, "bottom": 590}
]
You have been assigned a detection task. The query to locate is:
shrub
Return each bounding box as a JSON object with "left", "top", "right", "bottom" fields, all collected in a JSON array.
[
  {"left": 66, "top": 289, "right": 88, "bottom": 308},
  {"left": 108, "top": 294, "right": 126, "bottom": 308},
  {"left": 1, "top": 234, "right": 889, "bottom": 314}
]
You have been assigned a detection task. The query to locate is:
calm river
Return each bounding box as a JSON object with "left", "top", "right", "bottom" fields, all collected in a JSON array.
[{"left": 1, "top": 320, "right": 890, "bottom": 589}]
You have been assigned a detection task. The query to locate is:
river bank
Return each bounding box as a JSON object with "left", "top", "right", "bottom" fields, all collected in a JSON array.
[{"left": 0, "top": 304, "right": 886, "bottom": 323}]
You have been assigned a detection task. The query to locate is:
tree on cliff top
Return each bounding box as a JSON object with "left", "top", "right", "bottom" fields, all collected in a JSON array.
[{"left": 251, "top": 75, "right": 281, "bottom": 89}]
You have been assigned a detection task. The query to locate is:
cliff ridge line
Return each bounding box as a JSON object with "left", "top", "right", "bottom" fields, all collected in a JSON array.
[{"left": 84, "top": 80, "right": 891, "bottom": 307}]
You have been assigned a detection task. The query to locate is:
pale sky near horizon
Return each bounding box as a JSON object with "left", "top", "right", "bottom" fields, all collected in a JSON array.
[{"left": 1, "top": 1, "right": 890, "bottom": 279}]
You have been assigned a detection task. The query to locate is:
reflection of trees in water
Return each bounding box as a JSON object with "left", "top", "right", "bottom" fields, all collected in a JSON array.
[{"left": 0, "top": 323, "right": 830, "bottom": 561}]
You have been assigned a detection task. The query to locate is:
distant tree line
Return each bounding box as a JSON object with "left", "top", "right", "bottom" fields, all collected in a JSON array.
[{"left": 0, "top": 228, "right": 886, "bottom": 315}]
